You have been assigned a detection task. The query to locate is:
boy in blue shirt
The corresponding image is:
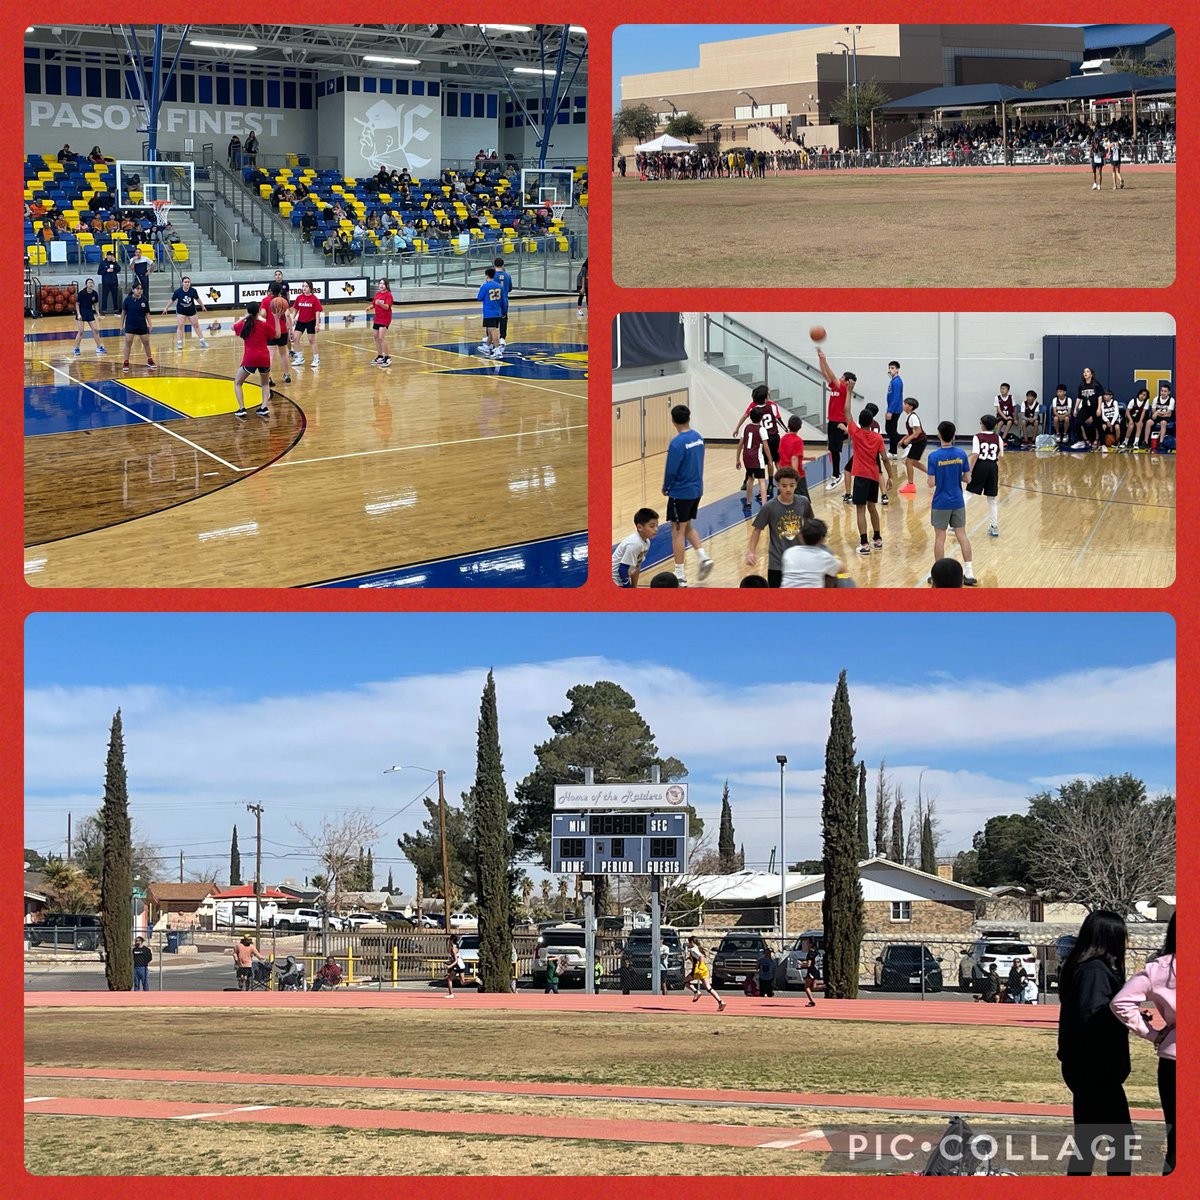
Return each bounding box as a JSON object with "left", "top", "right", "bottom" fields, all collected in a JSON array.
[
  {"left": 662, "top": 404, "right": 714, "bottom": 586},
  {"left": 926, "top": 420, "right": 978, "bottom": 585},
  {"left": 493, "top": 257, "right": 512, "bottom": 352},
  {"left": 475, "top": 267, "right": 505, "bottom": 358},
  {"left": 885, "top": 360, "right": 904, "bottom": 457}
]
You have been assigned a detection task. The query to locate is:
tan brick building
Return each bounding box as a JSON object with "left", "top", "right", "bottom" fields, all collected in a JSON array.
[{"left": 620, "top": 24, "right": 1084, "bottom": 150}]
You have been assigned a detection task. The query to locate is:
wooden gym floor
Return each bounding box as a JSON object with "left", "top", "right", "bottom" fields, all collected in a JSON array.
[
  {"left": 25, "top": 298, "right": 587, "bottom": 588},
  {"left": 613, "top": 446, "right": 1175, "bottom": 588}
]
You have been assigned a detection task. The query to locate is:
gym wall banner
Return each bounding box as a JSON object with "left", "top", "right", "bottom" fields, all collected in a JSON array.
[{"left": 186, "top": 279, "right": 369, "bottom": 309}]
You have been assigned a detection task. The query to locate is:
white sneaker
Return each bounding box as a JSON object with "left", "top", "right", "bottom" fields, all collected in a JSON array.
[
  {"left": 698, "top": 556, "right": 714, "bottom": 581},
  {"left": 291, "top": 352, "right": 304, "bottom": 365},
  {"left": 176, "top": 340, "right": 183, "bottom": 349},
  {"left": 1101, "top": 445, "right": 1108, "bottom": 454},
  {"left": 198, "top": 338, "right": 209, "bottom": 349},
  {"left": 499, "top": 338, "right": 506, "bottom": 347},
  {"left": 989, "top": 525, "right": 999, "bottom": 538},
  {"left": 475, "top": 345, "right": 492, "bottom": 357},
  {"left": 826, "top": 474, "right": 843, "bottom": 489},
  {"left": 674, "top": 572, "right": 688, "bottom": 587},
  {"left": 311, "top": 356, "right": 319, "bottom": 366}
]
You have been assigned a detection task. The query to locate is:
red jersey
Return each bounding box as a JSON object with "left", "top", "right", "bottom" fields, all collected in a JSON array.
[
  {"left": 372, "top": 290, "right": 394, "bottom": 326},
  {"left": 739, "top": 424, "right": 767, "bottom": 469},
  {"left": 847, "top": 418, "right": 885, "bottom": 481},
  {"left": 827, "top": 380, "right": 848, "bottom": 423},
  {"left": 233, "top": 312, "right": 271, "bottom": 369},
  {"left": 777, "top": 431, "right": 805, "bottom": 471},
  {"left": 995, "top": 393, "right": 1016, "bottom": 418},
  {"left": 293, "top": 292, "right": 323, "bottom": 322}
]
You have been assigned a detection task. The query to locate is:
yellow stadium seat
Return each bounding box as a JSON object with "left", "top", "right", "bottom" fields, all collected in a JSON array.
[
  {"left": 343, "top": 177, "right": 356, "bottom": 186},
  {"left": 330, "top": 184, "right": 344, "bottom": 194},
  {"left": 129, "top": 190, "right": 143, "bottom": 204},
  {"left": 258, "top": 184, "right": 272, "bottom": 199},
  {"left": 27, "top": 245, "right": 46, "bottom": 265},
  {"left": 111, "top": 230, "right": 129, "bottom": 243},
  {"left": 279, "top": 202, "right": 292, "bottom": 218},
  {"left": 501, "top": 241, "right": 514, "bottom": 254},
  {"left": 137, "top": 242, "right": 154, "bottom": 257},
  {"left": 579, "top": 192, "right": 588, "bottom": 209},
  {"left": 522, "top": 238, "right": 538, "bottom": 253},
  {"left": 172, "top": 242, "right": 189, "bottom": 262},
  {"left": 339, "top": 219, "right": 352, "bottom": 230},
  {"left": 502, "top": 227, "right": 516, "bottom": 237},
  {"left": 71, "top": 199, "right": 89, "bottom": 212},
  {"left": 63, "top": 211, "right": 80, "bottom": 226},
  {"left": 285, "top": 153, "right": 298, "bottom": 167},
  {"left": 102, "top": 243, "right": 115, "bottom": 257},
  {"left": 27, "top": 180, "right": 43, "bottom": 195},
  {"left": 555, "top": 237, "right": 569, "bottom": 251},
  {"left": 378, "top": 193, "right": 391, "bottom": 204},
  {"left": 278, "top": 167, "right": 293, "bottom": 177}
]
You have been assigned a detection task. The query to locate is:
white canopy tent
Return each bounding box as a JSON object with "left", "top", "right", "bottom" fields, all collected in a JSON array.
[{"left": 634, "top": 133, "right": 697, "bottom": 153}]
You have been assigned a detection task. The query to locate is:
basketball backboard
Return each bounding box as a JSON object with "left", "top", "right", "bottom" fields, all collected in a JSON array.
[
  {"left": 519, "top": 167, "right": 574, "bottom": 209},
  {"left": 114, "top": 160, "right": 195, "bottom": 210}
]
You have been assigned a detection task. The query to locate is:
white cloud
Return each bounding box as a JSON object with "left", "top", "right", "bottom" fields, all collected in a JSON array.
[{"left": 24, "top": 655, "right": 1174, "bottom": 888}]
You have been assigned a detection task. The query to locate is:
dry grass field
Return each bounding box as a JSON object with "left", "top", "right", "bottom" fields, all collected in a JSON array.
[
  {"left": 25, "top": 1008, "right": 1162, "bottom": 1174},
  {"left": 612, "top": 169, "right": 1176, "bottom": 288}
]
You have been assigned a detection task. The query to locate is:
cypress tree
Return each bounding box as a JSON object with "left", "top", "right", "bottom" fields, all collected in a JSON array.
[
  {"left": 717, "top": 781, "right": 737, "bottom": 872},
  {"left": 386, "top": 867, "right": 395, "bottom": 894},
  {"left": 366, "top": 849, "right": 374, "bottom": 890},
  {"left": 229, "top": 826, "right": 242, "bottom": 887},
  {"left": 890, "top": 794, "right": 904, "bottom": 861},
  {"left": 471, "top": 671, "right": 513, "bottom": 992},
  {"left": 100, "top": 710, "right": 133, "bottom": 991},
  {"left": 856, "top": 761, "right": 869, "bottom": 860},
  {"left": 874, "top": 760, "right": 889, "bottom": 856},
  {"left": 921, "top": 811, "right": 937, "bottom": 875},
  {"left": 821, "top": 672, "right": 864, "bottom": 999}
]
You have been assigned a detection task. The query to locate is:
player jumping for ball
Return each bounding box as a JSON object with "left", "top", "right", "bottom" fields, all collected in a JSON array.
[{"left": 815, "top": 347, "right": 853, "bottom": 490}]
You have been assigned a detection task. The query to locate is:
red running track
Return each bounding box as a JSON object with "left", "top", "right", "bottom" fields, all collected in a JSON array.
[
  {"left": 24, "top": 1066, "right": 1164, "bottom": 1122},
  {"left": 23, "top": 990, "right": 1059, "bottom": 1028},
  {"left": 626, "top": 164, "right": 1176, "bottom": 179}
]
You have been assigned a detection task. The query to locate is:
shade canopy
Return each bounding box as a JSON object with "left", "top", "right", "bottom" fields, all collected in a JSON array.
[
  {"left": 1017, "top": 73, "right": 1176, "bottom": 102},
  {"left": 634, "top": 133, "right": 697, "bottom": 153},
  {"left": 879, "top": 84, "right": 1023, "bottom": 112}
]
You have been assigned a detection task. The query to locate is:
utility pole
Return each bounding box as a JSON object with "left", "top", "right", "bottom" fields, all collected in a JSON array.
[
  {"left": 437, "top": 770, "right": 452, "bottom": 933},
  {"left": 178, "top": 851, "right": 184, "bottom": 883},
  {"left": 246, "top": 802, "right": 264, "bottom": 949},
  {"left": 66, "top": 813, "right": 72, "bottom": 864}
]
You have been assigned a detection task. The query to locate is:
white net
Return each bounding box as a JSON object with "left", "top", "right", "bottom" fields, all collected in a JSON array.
[{"left": 151, "top": 199, "right": 175, "bottom": 227}]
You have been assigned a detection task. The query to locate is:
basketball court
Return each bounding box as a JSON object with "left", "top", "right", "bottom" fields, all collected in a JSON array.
[
  {"left": 612, "top": 311, "right": 1175, "bottom": 588},
  {"left": 23, "top": 25, "right": 589, "bottom": 586}
]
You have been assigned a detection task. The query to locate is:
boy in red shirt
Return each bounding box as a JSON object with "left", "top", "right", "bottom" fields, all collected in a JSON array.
[
  {"left": 847, "top": 405, "right": 894, "bottom": 554},
  {"left": 816, "top": 347, "right": 855, "bottom": 489},
  {"left": 776, "top": 416, "right": 808, "bottom": 500}
]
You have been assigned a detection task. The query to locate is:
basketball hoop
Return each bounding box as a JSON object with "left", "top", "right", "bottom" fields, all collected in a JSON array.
[
  {"left": 549, "top": 203, "right": 568, "bottom": 226},
  {"left": 151, "top": 199, "right": 175, "bottom": 228}
]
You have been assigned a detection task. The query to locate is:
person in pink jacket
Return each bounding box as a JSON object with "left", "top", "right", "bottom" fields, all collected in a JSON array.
[{"left": 1111, "top": 914, "right": 1175, "bottom": 1175}]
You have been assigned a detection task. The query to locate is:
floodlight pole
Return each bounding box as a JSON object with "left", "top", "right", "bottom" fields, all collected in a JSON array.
[
  {"left": 246, "top": 802, "right": 263, "bottom": 949},
  {"left": 847, "top": 26, "right": 862, "bottom": 154},
  {"left": 776, "top": 756, "right": 788, "bottom": 945}
]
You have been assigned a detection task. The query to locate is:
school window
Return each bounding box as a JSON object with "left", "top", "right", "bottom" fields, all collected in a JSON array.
[
  {"left": 890, "top": 901, "right": 912, "bottom": 922},
  {"left": 284, "top": 82, "right": 296, "bottom": 108},
  {"left": 380, "top": 79, "right": 393, "bottom": 94},
  {"left": 427, "top": 82, "right": 438, "bottom": 97},
  {"left": 487, "top": 94, "right": 497, "bottom": 119},
  {"left": 25, "top": 64, "right": 39, "bottom": 95},
  {"left": 163, "top": 76, "right": 177, "bottom": 102},
  {"left": 106, "top": 68, "right": 123, "bottom": 99},
  {"left": 216, "top": 78, "right": 230, "bottom": 106},
  {"left": 86, "top": 67, "right": 101, "bottom": 97},
  {"left": 445, "top": 93, "right": 457, "bottom": 117},
  {"left": 65, "top": 66, "right": 82, "bottom": 97},
  {"left": 412, "top": 80, "right": 425, "bottom": 96},
  {"left": 395, "top": 80, "right": 408, "bottom": 95},
  {"left": 199, "top": 76, "right": 213, "bottom": 105},
  {"left": 363, "top": 78, "right": 376, "bottom": 93},
  {"left": 267, "top": 80, "right": 281, "bottom": 108},
  {"left": 234, "top": 78, "right": 248, "bottom": 106},
  {"left": 44, "top": 65, "right": 61, "bottom": 95},
  {"left": 250, "top": 79, "right": 263, "bottom": 107}
]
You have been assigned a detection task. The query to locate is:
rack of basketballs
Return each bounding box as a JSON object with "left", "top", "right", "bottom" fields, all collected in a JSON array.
[{"left": 33, "top": 281, "right": 78, "bottom": 317}]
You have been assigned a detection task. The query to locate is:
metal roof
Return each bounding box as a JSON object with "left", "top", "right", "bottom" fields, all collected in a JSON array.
[
  {"left": 1018, "top": 73, "right": 1176, "bottom": 102},
  {"left": 1083, "top": 24, "right": 1174, "bottom": 51},
  {"left": 23, "top": 24, "right": 587, "bottom": 89},
  {"left": 880, "top": 83, "right": 1024, "bottom": 112}
]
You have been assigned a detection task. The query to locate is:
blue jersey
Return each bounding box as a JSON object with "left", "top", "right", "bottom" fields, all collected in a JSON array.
[
  {"left": 886, "top": 375, "right": 904, "bottom": 415},
  {"left": 663, "top": 429, "right": 705, "bottom": 500},
  {"left": 927, "top": 445, "right": 970, "bottom": 509},
  {"left": 477, "top": 279, "right": 504, "bottom": 318},
  {"left": 493, "top": 268, "right": 512, "bottom": 313}
]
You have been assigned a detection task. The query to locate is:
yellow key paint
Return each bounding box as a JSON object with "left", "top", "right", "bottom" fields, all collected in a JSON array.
[{"left": 123, "top": 376, "right": 265, "bottom": 417}]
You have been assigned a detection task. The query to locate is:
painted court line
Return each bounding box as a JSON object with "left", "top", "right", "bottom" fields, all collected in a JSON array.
[
  {"left": 168, "top": 1105, "right": 275, "bottom": 1121},
  {"left": 759, "top": 1130, "right": 828, "bottom": 1150},
  {"left": 39, "top": 361, "right": 243, "bottom": 474},
  {"left": 274, "top": 423, "right": 587, "bottom": 467}
]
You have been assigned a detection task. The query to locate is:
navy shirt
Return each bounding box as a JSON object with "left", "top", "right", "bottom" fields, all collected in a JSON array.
[
  {"left": 493, "top": 268, "right": 511, "bottom": 314},
  {"left": 172, "top": 286, "right": 201, "bottom": 314},
  {"left": 76, "top": 288, "right": 98, "bottom": 322},
  {"left": 122, "top": 293, "right": 150, "bottom": 331}
]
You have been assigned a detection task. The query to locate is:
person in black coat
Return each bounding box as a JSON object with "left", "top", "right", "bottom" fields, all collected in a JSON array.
[{"left": 1057, "top": 910, "right": 1132, "bottom": 1174}]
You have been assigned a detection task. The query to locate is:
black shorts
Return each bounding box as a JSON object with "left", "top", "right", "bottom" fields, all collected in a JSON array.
[
  {"left": 373, "top": 322, "right": 391, "bottom": 331},
  {"left": 175, "top": 306, "right": 197, "bottom": 318},
  {"left": 125, "top": 326, "right": 148, "bottom": 337},
  {"left": 482, "top": 317, "right": 501, "bottom": 329},
  {"left": 965, "top": 461, "right": 998, "bottom": 498},
  {"left": 906, "top": 438, "right": 927, "bottom": 461},
  {"left": 666, "top": 497, "right": 700, "bottom": 524},
  {"left": 269, "top": 335, "right": 289, "bottom": 347},
  {"left": 295, "top": 319, "right": 316, "bottom": 335},
  {"left": 852, "top": 476, "right": 880, "bottom": 505},
  {"left": 767, "top": 434, "right": 780, "bottom": 461},
  {"left": 744, "top": 466, "right": 765, "bottom": 480}
]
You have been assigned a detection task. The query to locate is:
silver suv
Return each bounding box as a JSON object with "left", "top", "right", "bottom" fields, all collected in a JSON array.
[{"left": 958, "top": 932, "right": 1038, "bottom": 992}]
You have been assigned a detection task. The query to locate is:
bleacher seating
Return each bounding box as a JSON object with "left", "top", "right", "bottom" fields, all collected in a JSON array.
[{"left": 244, "top": 161, "right": 588, "bottom": 260}]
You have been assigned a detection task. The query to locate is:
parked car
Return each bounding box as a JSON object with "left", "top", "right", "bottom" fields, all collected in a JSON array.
[
  {"left": 273, "top": 908, "right": 326, "bottom": 932},
  {"left": 344, "top": 912, "right": 386, "bottom": 930},
  {"left": 782, "top": 929, "right": 826, "bottom": 990},
  {"left": 531, "top": 923, "right": 587, "bottom": 987},
  {"left": 455, "top": 933, "right": 517, "bottom": 985},
  {"left": 1042, "top": 934, "right": 1077, "bottom": 989},
  {"left": 380, "top": 911, "right": 415, "bottom": 926},
  {"left": 711, "top": 932, "right": 769, "bottom": 989},
  {"left": 874, "top": 943, "right": 944, "bottom": 992},
  {"left": 448, "top": 912, "right": 477, "bottom": 929},
  {"left": 958, "top": 934, "right": 1039, "bottom": 992},
  {"left": 619, "top": 927, "right": 685, "bottom": 992},
  {"left": 27, "top": 912, "right": 103, "bottom": 951}
]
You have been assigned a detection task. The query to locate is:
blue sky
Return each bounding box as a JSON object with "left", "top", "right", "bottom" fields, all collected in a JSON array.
[{"left": 25, "top": 614, "right": 1174, "bottom": 893}]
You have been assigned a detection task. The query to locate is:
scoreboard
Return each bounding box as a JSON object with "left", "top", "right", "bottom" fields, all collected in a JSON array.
[{"left": 550, "top": 810, "right": 687, "bottom": 875}]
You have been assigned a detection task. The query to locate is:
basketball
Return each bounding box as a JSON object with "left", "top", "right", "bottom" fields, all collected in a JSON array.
[
  {"left": 810, "top": 325, "right": 826, "bottom": 343},
  {"left": 1105, "top": 433, "right": 1117, "bottom": 447},
  {"left": 270, "top": 295, "right": 289, "bottom": 316}
]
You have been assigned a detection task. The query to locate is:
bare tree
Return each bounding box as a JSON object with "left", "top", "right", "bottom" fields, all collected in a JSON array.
[
  {"left": 291, "top": 810, "right": 380, "bottom": 914},
  {"left": 1028, "top": 779, "right": 1175, "bottom": 916}
]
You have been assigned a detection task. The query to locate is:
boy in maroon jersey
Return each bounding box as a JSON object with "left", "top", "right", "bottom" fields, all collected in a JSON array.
[
  {"left": 816, "top": 347, "right": 854, "bottom": 489},
  {"left": 994, "top": 383, "right": 1017, "bottom": 441},
  {"left": 846, "top": 406, "right": 894, "bottom": 554},
  {"left": 733, "top": 384, "right": 784, "bottom": 497},
  {"left": 966, "top": 413, "right": 1004, "bottom": 537},
  {"left": 736, "top": 407, "right": 773, "bottom": 509}
]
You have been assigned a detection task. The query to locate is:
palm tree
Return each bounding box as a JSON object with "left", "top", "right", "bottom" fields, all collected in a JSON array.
[
  {"left": 520, "top": 877, "right": 534, "bottom": 917},
  {"left": 557, "top": 879, "right": 569, "bottom": 918}
]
